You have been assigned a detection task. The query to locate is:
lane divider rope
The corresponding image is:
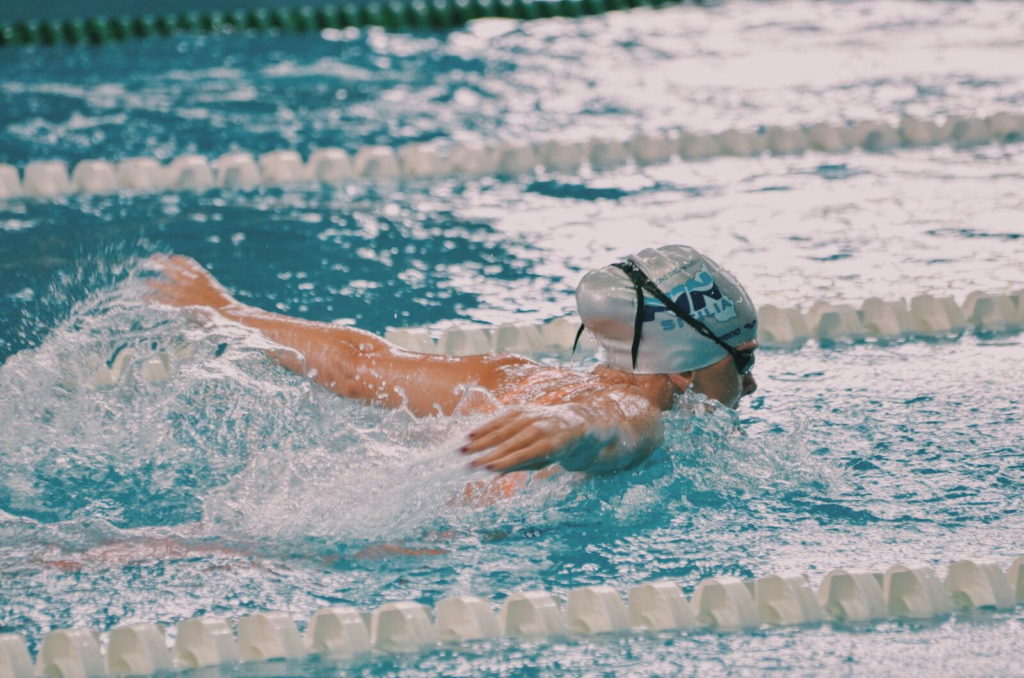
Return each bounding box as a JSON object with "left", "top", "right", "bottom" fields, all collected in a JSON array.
[
  {"left": 1, "top": 112, "right": 1022, "bottom": 202},
  {"left": 0, "top": 0, "right": 695, "bottom": 49},
  {"left": 58, "top": 287, "right": 1022, "bottom": 392},
  {"left": 1, "top": 557, "right": 1022, "bottom": 676},
  {"left": 385, "top": 287, "right": 1024, "bottom": 356}
]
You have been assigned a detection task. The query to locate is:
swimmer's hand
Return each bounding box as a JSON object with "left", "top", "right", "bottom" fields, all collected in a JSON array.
[
  {"left": 146, "top": 254, "right": 237, "bottom": 312},
  {"left": 461, "top": 398, "right": 663, "bottom": 474}
]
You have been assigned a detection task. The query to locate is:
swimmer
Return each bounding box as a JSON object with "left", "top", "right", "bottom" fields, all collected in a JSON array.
[{"left": 148, "top": 245, "right": 758, "bottom": 476}]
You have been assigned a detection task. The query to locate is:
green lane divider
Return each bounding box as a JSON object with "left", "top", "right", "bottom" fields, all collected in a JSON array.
[{"left": 0, "top": 0, "right": 702, "bottom": 48}]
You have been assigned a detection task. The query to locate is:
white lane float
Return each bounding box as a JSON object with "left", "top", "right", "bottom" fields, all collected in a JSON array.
[
  {"left": 6, "top": 556, "right": 1024, "bottom": 674},
  {"left": 22, "top": 161, "right": 71, "bottom": 197},
  {"left": 5, "top": 113, "right": 1024, "bottom": 204},
  {"left": 538, "top": 140, "right": 586, "bottom": 173},
  {"left": 354, "top": 146, "right": 401, "bottom": 179},
  {"left": 964, "top": 292, "right": 1022, "bottom": 333},
  {"left": 1010, "top": 557, "right": 1024, "bottom": 603},
  {"left": 805, "top": 301, "right": 865, "bottom": 341},
  {"left": 370, "top": 602, "right": 436, "bottom": 654},
  {"left": 376, "top": 286, "right": 1019, "bottom": 361},
  {"left": 214, "top": 152, "right": 262, "bottom": 190},
  {"left": 538, "top": 316, "right": 592, "bottom": 353},
  {"left": 499, "top": 592, "right": 566, "bottom": 639},
  {"left": 690, "top": 576, "right": 760, "bottom": 632},
  {"left": 117, "top": 157, "right": 167, "bottom": 192},
  {"left": 237, "top": 612, "right": 307, "bottom": 663},
  {"left": 899, "top": 117, "right": 940, "bottom": 146},
  {"left": 757, "top": 304, "right": 809, "bottom": 348},
  {"left": 909, "top": 294, "right": 958, "bottom": 335},
  {"left": 434, "top": 597, "right": 501, "bottom": 642},
  {"left": 107, "top": 624, "right": 172, "bottom": 677},
  {"left": 589, "top": 139, "right": 630, "bottom": 170},
  {"left": 305, "top": 606, "right": 372, "bottom": 658},
  {"left": 398, "top": 142, "right": 450, "bottom": 178},
  {"left": 883, "top": 564, "right": 953, "bottom": 620},
  {"left": 627, "top": 581, "right": 696, "bottom": 632},
  {"left": 170, "top": 617, "right": 239, "bottom": 670},
  {"left": 716, "top": 129, "right": 764, "bottom": 156},
  {"left": 754, "top": 572, "right": 825, "bottom": 626},
  {"left": 945, "top": 117, "right": 990, "bottom": 147},
  {"left": 944, "top": 559, "right": 1016, "bottom": 612},
  {"left": 856, "top": 122, "right": 900, "bottom": 152},
  {"left": 307, "top": 148, "right": 353, "bottom": 184},
  {"left": 817, "top": 568, "right": 888, "bottom": 623},
  {"left": 629, "top": 133, "right": 676, "bottom": 166},
  {"left": 0, "top": 164, "right": 21, "bottom": 199},
  {"left": 71, "top": 160, "right": 118, "bottom": 194},
  {"left": 763, "top": 126, "right": 808, "bottom": 155},
  {"left": 490, "top": 322, "right": 546, "bottom": 354},
  {"left": 860, "top": 297, "right": 911, "bottom": 339},
  {"left": 449, "top": 142, "right": 500, "bottom": 177},
  {"left": 0, "top": 634, "right": 33, "bottom": 678},
  {"left": 497, "top": 143, "right": 537, "bottom": 177},
  {"left": 383, "top": 327, "right": 438, "bottom": 354},
  {"left": 259, "top": 150, "right": 306, "bottom": 185},
  {"left": 564, "top": 586, "right": 630, "bottom": 636},
  {"left": 987, "top": 112, "right": 1024, "bottom": 141},
  {"left": 36, "top": 629, "right": 106, "bottom": 678},
  {"left": 438, "top": 325, "right": 492, "bottom": 356},
  {"left": 167, "top": 155, "right": 215, "bottom": 192},
  {"left": 806, "top": 123, "right": 850, "bottom": 153},
  {"left": 678, "top": 132, "right": 721, "bottom": 160}
]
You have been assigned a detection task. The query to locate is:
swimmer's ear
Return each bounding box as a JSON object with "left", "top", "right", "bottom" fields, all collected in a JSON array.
[{"left": 666, "top": 371, "right": 695, "bottom": 393}]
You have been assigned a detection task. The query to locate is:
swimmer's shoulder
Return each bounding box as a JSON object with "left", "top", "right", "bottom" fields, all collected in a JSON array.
[{"left": 493, "top": 360, "right": 611, "bottom": 406}]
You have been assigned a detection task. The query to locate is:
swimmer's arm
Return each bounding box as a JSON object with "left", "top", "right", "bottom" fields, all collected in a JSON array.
[
  {"left": 462, "top": 388, "right": 664, "bottom": 474},
  {"left": 147, "top": 255, "right": 479, "bottom": 415}
]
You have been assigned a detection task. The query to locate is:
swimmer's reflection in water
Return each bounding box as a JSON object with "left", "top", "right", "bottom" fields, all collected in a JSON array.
[{"left": 146, "top": 245, "right": 758, "bottom": 483}]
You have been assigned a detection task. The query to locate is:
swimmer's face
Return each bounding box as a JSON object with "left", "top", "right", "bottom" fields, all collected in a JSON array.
[{"left": 686, "top": 340, "right": 758, "bottom": 410}]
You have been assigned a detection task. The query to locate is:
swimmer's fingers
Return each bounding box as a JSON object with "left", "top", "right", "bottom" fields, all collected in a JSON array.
[
  {"left": 463, "top": 421, "right": 520, "bottom": 455},
  {"left": 469, "top": 408, "right": 524, "bottom": 436},
  {"left": 468, "top": 426, "right": 545, "bottom": 469},
  {"left": 483, "top": 441, "right": 555, "bottom": 473},
  {"left": 463, "top": 410, "right": 527, "bottom": 453}
]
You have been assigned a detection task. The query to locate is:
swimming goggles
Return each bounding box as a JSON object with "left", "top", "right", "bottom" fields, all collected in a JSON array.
[{"left": 573, "top": 260, "right": 756, "bottom": 375}]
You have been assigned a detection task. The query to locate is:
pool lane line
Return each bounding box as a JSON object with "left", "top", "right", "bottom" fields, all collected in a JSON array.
[
  {"left": 0, "top": 0, "right": 706, "bottom": 49},
  {"left": 1, "top": 112, "right": 1022, "bottom": 203},
  {"left": 69, "top": 288, "right": 1021, "bottom": 394},
  {"left": 2, "top": 558, "right": 1022, "bottom": 675},
  {"left": 386, "top": 288, "right": 1024, "bottom": 355}
]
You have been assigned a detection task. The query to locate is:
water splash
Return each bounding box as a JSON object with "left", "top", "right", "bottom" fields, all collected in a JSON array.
[{"left": 0, "top": 253, "right": 836, "bottom": 564}]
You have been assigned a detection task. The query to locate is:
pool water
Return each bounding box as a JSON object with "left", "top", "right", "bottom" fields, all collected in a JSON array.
[{"left": 1, "top": 1, "right": 1023, "bottom": 675}]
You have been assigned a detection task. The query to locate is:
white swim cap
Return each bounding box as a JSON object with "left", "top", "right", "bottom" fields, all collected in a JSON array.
[{"left": 575, "top": 245, "right": 758, "bottom": 374}]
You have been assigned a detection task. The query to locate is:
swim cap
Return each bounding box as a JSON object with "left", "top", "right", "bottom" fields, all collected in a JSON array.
[{"left": 575, "top": 245, "right": 757, "bottom": 374}]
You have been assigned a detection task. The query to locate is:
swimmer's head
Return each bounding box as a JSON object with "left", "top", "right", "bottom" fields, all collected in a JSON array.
[{"left": 576, "top": 245, "right": 758, "bottom": 404}]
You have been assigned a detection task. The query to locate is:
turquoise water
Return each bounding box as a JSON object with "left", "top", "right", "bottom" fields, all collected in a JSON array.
[{"left": 2, "top": 1, "right": 1024, "bottom": 675}]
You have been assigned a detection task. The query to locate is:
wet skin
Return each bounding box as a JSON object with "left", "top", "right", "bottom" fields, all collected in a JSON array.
[{"left": 148, "top": 255, "right": 758, "bottom": 477}]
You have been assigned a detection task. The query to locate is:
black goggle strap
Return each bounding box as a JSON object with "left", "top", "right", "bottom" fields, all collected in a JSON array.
[
  {"left": 569, "top": 273, "right": 649, "bottom": 370},
  {"left": 571, "top": 322, "right": 587, "bottom": 360},
  {"left": 612, "top": 261, "right": 737, "bottom": 369}
]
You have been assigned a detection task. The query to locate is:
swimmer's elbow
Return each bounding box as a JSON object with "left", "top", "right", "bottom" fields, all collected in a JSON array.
[{"left": 580, "top": 404, "right": 663, "bottom": 475}]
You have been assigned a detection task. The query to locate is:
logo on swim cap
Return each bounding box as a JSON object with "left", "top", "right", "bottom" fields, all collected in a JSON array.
[{"left": 641, "top": 265, "right": 738, "bottom": 326}]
